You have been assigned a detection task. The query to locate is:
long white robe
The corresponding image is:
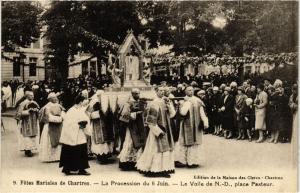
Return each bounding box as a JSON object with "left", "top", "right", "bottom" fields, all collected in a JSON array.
[
  {"left": 38, "top": 102, "right": 65, "bottom": 162},
  {"left": 15, "top": 87, "right": 24, "bottom": 107},
  {"left": 59, "top": 105, "right": 91, "bottom": 146},
  {"left": 2, "top": 86, "right": 12, "bottom": 108}
]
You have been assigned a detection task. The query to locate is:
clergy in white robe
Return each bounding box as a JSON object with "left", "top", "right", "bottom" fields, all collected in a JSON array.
[
  {"left": 59, "top": 95, "right": 92, "bottom": 175},
  {"left": 118, "top": 88, "right": 146, "bottom": 171},
  {"left": 15, "top": 85, "right": 25, "bottom": 107},
  {"left": 174, "top": 87, "right": 208, "bottom": 168},
  {"left": 38, "top": 92, "right": 65, "bottom": 162},
  {"left": 2, "top": 82, "right": 13, "bottom": 108}
]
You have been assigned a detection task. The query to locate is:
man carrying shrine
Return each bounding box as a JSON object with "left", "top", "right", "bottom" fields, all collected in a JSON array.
[
  {"left": 86, "top": 90, "right": 114, "bottom": 164},
  {"left": 136, "top": 86, "right": 176, "bottom": 178},
  {"left": 174, "top": 86, "right": 209, "bottom": 168},
  {"left": 118, "top": 88, "right": 147, "bottom": 171}
]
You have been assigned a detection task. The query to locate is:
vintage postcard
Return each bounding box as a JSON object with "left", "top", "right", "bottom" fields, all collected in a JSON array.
[{"left": 1, "top": 1, "right": 298, "bottom": 192}]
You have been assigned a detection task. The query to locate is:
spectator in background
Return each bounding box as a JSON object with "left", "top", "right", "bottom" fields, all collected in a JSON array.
[
  {"left": 219, "top": 87, "right": 235, "bottom": 139},
  {"left": 211, "top": 86, "right": 222, "bottom": 135},
  {"left": 234, "top": 86, "right": 248, "bottom": 140},
  {"left": 2, "top": 81, "right": 12, "bottom": 108},
  {"left": 268, "top": 80, "right": 289, "bottom": 143},
  {"left": 240, "top": 98, "right": 255, "bottom": 141},
  {"left": 254, "top": 84, "right": 268, "bottom": 143}
]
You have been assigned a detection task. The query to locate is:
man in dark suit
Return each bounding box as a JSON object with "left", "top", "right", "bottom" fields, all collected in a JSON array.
[{"left": 219, "top": 87, "right": 235, "bottom": 139}]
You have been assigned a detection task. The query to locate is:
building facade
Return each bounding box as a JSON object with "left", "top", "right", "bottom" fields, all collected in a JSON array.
[{"left": 1, "top": 37, "right": 45, "bottom": 82}]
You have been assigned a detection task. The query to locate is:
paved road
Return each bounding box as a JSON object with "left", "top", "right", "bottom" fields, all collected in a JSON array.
[{"left": 1, "top": 116, "right": 296, "bottom": 192}]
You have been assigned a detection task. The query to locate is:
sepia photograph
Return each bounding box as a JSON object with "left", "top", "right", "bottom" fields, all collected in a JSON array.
[{"left": 0, "top": 1, "right": 298, "bottom": 192}]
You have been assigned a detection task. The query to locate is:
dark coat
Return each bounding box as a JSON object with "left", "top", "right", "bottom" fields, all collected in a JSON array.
[
  {"left": 210, "top": 93, "right": 222, "bottom": 126},
  {"left": 240, "top": 104, "right": 255, "bottom": 130},
  {"left": 267, "top": 93, "right": 289, "bottom": 131},
  {"left": 221, "top": 94, "right": 235, "bottom": 131}
]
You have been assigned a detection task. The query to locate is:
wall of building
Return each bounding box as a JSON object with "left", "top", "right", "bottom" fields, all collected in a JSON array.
[
  {"left": 68, "top": 64, "right": 82, "bottom": 79},
  {"left": 1, "top": 52, "right": 45, "bottom": 82},
  {"left": 1, "top": 37, "right": 45, "bottom": 82}
]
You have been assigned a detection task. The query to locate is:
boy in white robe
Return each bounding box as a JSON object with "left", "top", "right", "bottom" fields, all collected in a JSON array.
[{"left": 59, "top": 95, "right": 92, "bottom": 175}]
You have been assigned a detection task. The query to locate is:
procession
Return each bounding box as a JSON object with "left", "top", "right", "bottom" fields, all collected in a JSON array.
[
  {"left": 1, "top": 70, "right": 298, "bottom": 178},
  {"left": 0, "top": 1, "right": 298, "bottom": 192}
]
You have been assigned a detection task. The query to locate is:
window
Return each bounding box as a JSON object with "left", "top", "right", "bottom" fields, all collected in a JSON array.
[
  {"left": 82, "top": 61, "right": 88, "bottom": 75},
  {"left": 32, "top": 38, "right": 40, "bottom": 49},
  {"left": 90, "top": 61, "right": 96, "bottom": 78},
  {"left": 29, "top": 58, "right": 37, "bottom": 76},
  {"left": 141, "top": 40, "right": 146, "bottom": 51},
  {"left": 13, "top": 57, "right": 21, "bottom": 76}
]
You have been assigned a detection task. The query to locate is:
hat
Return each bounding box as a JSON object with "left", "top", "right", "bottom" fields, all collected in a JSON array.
[
  {"left": 213, "top": 86, "right": 219, "bottom": 91},
  {"left": 230, "top": 82, "right": 237, "bottom": 87},
  {"left": 47, "top": 92, "right": 57, "bottom": 99},
  {"left": 131, "top": 88, "right": 140, "bottom": 94},
  {"left": 203, "top": 82, "right": 211, "bottom": 86},
  {"left": 224, "top": 87, "right": 231, "bottom": 91},
  {"left": 237, "top": 86, "right": 244, "bottom": 91},
  {"left": 220, "top": 84, "right": 226, "bottom": 89},
  {"left": 197, "top": 90, "right": 205, "bottom": 95},
  {"left": 25, "top": 90, "right": 33, "bottom": 96},
  {"left": 191, "top": 81, "right": 198, "bottom": 87}
]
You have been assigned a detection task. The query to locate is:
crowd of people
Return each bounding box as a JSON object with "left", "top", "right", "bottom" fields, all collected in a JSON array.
[{"left": 1, "top": 72, "right": 298, "bottom": 178}]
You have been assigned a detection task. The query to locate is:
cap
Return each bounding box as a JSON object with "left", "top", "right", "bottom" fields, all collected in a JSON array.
[
  {"left": 237, "top": 86, "right": 244, "bottom": 91},
  {"left": 47, "top": 92, "right": 57, "bottom": 99},
  {"left": 197, "top": 90, "right": 206, "bottom": 95},
  {"left": 230, "top": 82, "right": 237, "bottom": 87},
  {"left": 220, "top": 84, "right": 226, "bottom": 89},
  {"left": 131, "top": 88, "right": 140, "bottom": 94},
  {"left": 203, "top": 82, "right": 211, "bottom": 86},
  {"left": 213, "top": 86, "right": 219, "bottom": 91},
  {"left": 160, "top": 81, "right": 167, "bottom": 85},
  {"left": 224, "top": 87, "right": 231, "bottom": 91}
]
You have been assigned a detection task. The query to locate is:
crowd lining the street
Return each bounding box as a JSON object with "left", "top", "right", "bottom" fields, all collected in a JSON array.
[{"left": 1, "top": 72, "right": 298, "bottom": 177}]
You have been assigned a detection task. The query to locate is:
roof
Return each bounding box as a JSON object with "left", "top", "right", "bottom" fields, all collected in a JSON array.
[{"left": 118, "top": 31, "right": 144, "bottom": 55}]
